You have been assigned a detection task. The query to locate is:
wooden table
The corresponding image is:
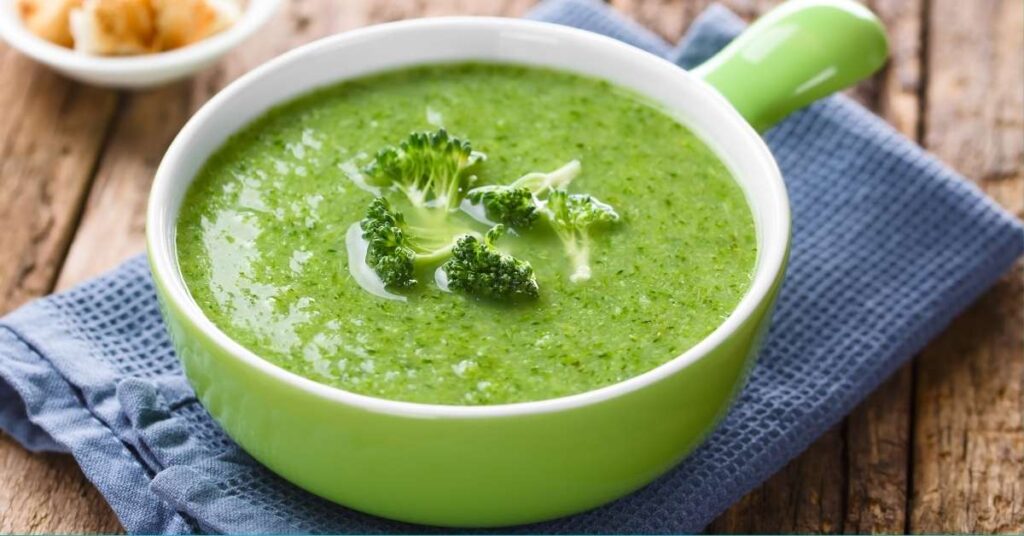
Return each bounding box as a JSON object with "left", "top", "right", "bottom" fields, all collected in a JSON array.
[{"left": 1, "top": 0, "right": 1021, "bottom": 533}]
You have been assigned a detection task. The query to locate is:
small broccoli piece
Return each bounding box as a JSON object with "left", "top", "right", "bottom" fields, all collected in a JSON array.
[
  {"left": 360, "top": 197, "right": 459, "bottom": 288},
  {"left": 465, "top": 160, "right": 581, "bottom": 229},
  {"left": 360, "top": 197, "right": 416, "bottom": 288},
  {"left": 466, "top": 185, "right": 537, "bottom": 229},
  {"left": 543, "top": 189, "right": 620, "bottom": 283},
  {"left": 442, "top": 225, "right": 540, "bottom": 300},
  {"left": 362, "top": 129, "right": 485, "bottom": 212}
]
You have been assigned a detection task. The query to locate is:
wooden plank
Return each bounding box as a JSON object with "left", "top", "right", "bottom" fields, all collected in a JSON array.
[
  {"left": 709, "top": 427, "right": 847, "bottom": 533},
  {"left": 911, "top": 0, "right": 1024, "bottom": 532},
  {"left": 609, "top": 0, "right": 710, "bottom": 42},
  {"left": 0, "top": 42, "right": 122, "bottom": 534},
  {"left": 0, "top": 46, "right": 118, "bottom": 313},
  {"left": 362, "top": 0, "right": 535, "bottom": 20},
  {"left": 870, "top": 0, "right": 925, "bottom": 138},
  {"left": 715, "top": 0, "right": 781, "bottom": 20},
  {"left": 842, "top": 0, "right": 923, "bottom": 533},
  {"left": 0, "top": 438, "right": 122, "bottom": 534},
  {"left": 845, "top": 367, "right": 912, "bottom": 533}
]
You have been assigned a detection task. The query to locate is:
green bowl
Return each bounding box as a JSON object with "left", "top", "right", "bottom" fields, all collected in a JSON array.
[{"left": 146, "top": 0, "right": 885, "bottom": 527}]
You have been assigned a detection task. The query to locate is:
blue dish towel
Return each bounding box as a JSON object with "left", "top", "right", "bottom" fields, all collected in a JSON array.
[{"left": 2, "top": 1, "right": 1022, "bottom": 533}]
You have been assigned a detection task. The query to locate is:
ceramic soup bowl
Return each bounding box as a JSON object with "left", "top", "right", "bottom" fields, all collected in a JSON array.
[{"left": 146, "top": 0, "right": 886, "bottom": 527}]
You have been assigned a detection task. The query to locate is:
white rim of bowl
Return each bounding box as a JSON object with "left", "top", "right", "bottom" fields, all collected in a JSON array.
[
  {"left": 0, "top": 0, "right": 281, "bottom": 72},
  {"left": 147, "top": 17, "right": 791, "bottom": 419}
]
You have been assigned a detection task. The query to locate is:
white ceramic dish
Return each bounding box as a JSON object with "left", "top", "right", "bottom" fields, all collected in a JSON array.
[{"left": 0, "top": 0, "right": 281, "bottom": 88}]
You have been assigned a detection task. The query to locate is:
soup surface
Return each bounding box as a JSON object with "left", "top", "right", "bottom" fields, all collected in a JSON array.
[{"left": 176, "top": 63, "right": 756, "bottom": 405}]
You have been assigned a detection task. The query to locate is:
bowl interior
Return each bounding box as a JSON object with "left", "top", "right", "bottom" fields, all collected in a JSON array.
[{"left": 147, "top": 17, "right": 790, "bottom": 417}]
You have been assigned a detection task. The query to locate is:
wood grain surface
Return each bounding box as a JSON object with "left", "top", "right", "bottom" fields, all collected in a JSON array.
[
  {"left": 911, "top": 0, "right": 1024, "bottom": 532},
  {"left": 0, "top": 0, "right": 1021, "bottom": 533}
]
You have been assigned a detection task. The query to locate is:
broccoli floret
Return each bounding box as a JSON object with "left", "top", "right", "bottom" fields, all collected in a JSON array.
[
  {"left": 360, "top": 197, "right": 416, "bottom": 288},
  {"left": 543, "top": 189, "right": 620, "bottom": 283},
  {"left": 442, "top": 225, "right": 540, "bottom": 300},
  {"left": 466, "top": 185, "right": 537, "bottom": 229},
  {"left": 465, "top": 160, "right": 581, "bottom": 229},
  {"left": 362, "top": 129, "right": 485, "bottom": 212},
  {"left": 360, "top": 197, "right": 460, "bottom": 288}
]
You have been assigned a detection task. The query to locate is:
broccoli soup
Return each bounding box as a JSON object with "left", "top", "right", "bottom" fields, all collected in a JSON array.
[{"left": 176, "top": 63, "right": 756, "bottom": 405}]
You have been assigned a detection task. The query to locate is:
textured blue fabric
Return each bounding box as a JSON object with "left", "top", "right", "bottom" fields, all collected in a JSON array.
[{"left": 2, "top": 1, "right": 1023, "bottom": 533}]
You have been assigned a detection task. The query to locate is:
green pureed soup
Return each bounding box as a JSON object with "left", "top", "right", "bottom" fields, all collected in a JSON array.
[{"left": 176, "top": 63, "right": 757, "bottom": 405}]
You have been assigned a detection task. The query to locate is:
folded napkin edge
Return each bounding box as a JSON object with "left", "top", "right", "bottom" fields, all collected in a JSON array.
[{"left": 0, "top": 326, "right": 192, "bottom": 534}]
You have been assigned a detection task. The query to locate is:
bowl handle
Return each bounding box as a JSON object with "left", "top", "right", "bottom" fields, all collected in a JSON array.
[{"left": 691, "top": 0, "right": 889, "bottom": 132}]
